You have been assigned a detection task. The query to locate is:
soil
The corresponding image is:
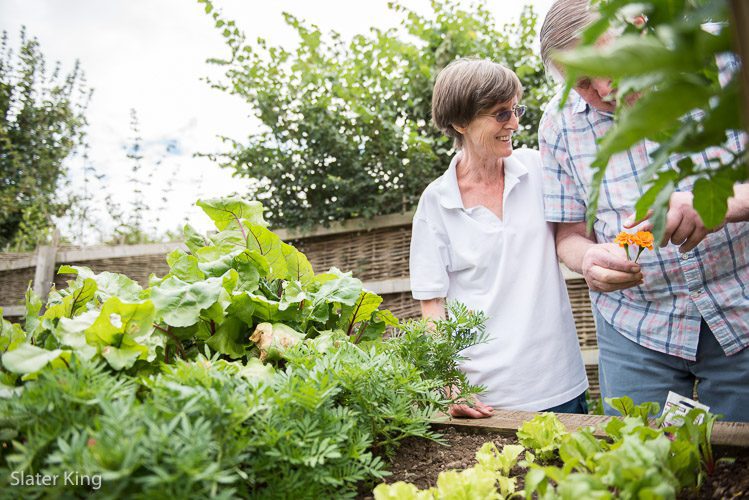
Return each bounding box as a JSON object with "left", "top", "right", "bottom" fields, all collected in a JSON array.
[{"left": 360, "top": 426, "right": 749, "bottom": 499}]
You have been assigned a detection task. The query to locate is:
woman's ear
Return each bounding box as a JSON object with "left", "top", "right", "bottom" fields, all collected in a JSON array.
[{"left": 451, "top": 123, "right": 466, "bottom": 135}]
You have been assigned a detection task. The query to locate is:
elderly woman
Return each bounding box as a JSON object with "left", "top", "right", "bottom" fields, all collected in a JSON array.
[{"left": 409, "top": 58, "right": 588, "bottom": 417}]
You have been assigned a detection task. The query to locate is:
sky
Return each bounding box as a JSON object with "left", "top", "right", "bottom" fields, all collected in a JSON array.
[{"left": 0, "top": 0, "right": 555, "bottom": 243}]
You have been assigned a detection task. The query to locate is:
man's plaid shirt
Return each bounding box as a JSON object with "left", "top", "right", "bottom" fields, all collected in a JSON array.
[{"left": 540, "top": 89, "right": 748, "bottom": 361}]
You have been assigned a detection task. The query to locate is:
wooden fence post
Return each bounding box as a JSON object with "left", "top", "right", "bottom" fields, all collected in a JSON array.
[{"left": 32, "top": 229, "right": 59, "bottom": 304}]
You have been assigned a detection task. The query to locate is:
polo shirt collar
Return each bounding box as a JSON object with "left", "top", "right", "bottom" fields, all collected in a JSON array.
[
  {"left": 436, "top": 153, "right": 464, "bottom": 209},
  {"left": 436, "top": 151, "right": 528, "bottom": 210}
]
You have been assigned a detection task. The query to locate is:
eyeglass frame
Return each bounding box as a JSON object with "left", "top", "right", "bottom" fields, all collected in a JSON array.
[{"left": 478, "top": 104, "right": 527, "bottom": 123}]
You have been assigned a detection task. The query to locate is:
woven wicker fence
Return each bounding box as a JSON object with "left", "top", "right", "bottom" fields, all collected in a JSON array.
[{"left": 0, "top": 213, "right": 600, "bottom": 400}]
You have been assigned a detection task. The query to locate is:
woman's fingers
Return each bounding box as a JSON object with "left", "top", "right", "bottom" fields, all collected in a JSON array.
[
  {"left": 473, "top": 400, "right": 495, "bottom": 415},
  {"left": 448, "top": 394, "right": 494, "bottom": 419},
  {"left": 449, "top": 403, "right": 493, "bottom": 419}
]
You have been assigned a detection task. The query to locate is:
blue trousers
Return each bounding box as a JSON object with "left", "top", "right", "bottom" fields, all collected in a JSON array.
[
  {"left": 595, "top": 309, "right": 749, "bottom": 422},
  {"left": 542, "top": 392, "right": 588, "bottom": 414}
]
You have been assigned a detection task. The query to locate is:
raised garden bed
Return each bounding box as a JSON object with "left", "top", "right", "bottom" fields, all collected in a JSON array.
[{"left": 359, "top": 410, "right": 749, "bottom": 499}]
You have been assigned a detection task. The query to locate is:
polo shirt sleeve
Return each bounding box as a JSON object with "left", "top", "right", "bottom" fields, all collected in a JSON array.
[
  {"left": 539, "top": 111, "right": 587, "bottom": 223},
  {"left": 409, "top": 215, "right": 450, "bottom": 300}
]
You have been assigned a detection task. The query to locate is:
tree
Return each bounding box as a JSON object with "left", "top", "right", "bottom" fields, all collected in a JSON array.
[
  {"left": 0, "top": 28, "right": 91, "bottom": 250},
  {"left": 555, "top": 0, "right": 747, "bottom": 239},
  {"left": 200, "top": 0, "right": 554, "bottom": 229}
]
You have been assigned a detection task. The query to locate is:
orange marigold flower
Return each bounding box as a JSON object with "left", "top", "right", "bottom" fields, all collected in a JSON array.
[
  {"left": 633, "top": 231, "right": 654, "bottom": 250},
  {"left": 614, "top": 232, "right": 634, "bottom": 247}
]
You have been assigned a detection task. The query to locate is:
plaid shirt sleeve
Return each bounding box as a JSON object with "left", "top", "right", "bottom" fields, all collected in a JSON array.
[{"left": 539, "top": 108, "right": 587, "bottom": 223}]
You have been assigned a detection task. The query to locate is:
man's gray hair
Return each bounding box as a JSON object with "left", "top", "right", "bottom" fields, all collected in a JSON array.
[
  {"left": 432, "top": 58, "right": 522, "bottom": 149},
  {"left": 539, "top": 0, "right": 598, "bottom": 80}
]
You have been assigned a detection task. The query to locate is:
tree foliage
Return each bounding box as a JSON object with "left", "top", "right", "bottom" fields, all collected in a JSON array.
[
  {"left": 200, "top": 0, "right": 553, "bottom": 228},
  {"left": 554, "top": 0, "right": 746, "bottom": 239},
  {"left": 0, "top": 28, "right": 91, "bottom": 250}
]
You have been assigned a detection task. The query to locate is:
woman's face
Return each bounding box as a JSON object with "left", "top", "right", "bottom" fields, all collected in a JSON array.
[{"left": 459, "top": 96, "right": 520, "bottom": 159}]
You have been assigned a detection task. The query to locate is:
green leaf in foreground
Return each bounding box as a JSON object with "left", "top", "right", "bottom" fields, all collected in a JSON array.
[
  {"left": 693, "top": 175, "right": 734, "bottom": 229},
  {"left": 1, "top": 344, "right": 66, "bottom": 375}
]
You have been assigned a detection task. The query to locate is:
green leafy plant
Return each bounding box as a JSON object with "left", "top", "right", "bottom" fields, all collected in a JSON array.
[
  {"left": 554, "top": 0, "right": 746, "bottom": 240},
  {"left": 605, "top": 395, "right": 660, "bottom": 425},
  {"left": 524, "top": 405, "right": 721, "bottom": 498},
  {"left": 373, "top": 440, "right": 527, "bottom": 500},
  {"left": 388, "top": 301, "right": 488, "bottom": 403},
  {"left": 0, "top": 195, "right": 488, "bottom": 497},
  {"left": 379, "top": 403, "right": 727, "bottom": 499},
  {"left": 663, "top": 408, "right": 733, "bottom": 486},
  {"left": 516, "top": 413, "right": 569, "bottom": 462},
  {"left": 198, "top": 0, "right": 553, "bottom": 228}
]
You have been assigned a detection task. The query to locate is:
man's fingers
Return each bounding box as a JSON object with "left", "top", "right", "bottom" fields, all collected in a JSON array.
[
  {"left": 593, "top": 250, "right": 640, "bottom": 273},
  {"left": 623, "top": 210, "right": 653, "bottom": 229},
  {"left": 588, "top": 275, "right": 643, "bottom": 292},
  {"left": 670, "top": 220, "right": 695, "bottom": 247},
  {"left": 680, "top": 228, "right": 708, "bottom": 253},
  {"left": 589, "top": 266, "right": 643, "bottom": 285},
  {"left": 660, "top": 210, "right": 683, "bottom": 247}
]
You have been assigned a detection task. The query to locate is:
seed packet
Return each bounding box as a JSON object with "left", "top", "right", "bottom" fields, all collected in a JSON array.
[{"left": 661, "top": 391, "right": 710, "bottom": 427}]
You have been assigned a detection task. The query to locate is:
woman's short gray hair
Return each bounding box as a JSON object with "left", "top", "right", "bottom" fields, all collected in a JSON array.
[
  {"left": 431, "top": 58, "right": 522, "bottom": 149},
  {"left": 539, "top": 0, "right": 598, "bottom": 81}
]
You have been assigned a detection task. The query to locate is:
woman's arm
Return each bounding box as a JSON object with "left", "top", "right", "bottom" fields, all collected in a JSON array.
[
  {"left": 420, "top": 298, "right": 446, "bottom": 322},
  {"left": 420, "top": 297, "right": 493, "bottom": 418}
]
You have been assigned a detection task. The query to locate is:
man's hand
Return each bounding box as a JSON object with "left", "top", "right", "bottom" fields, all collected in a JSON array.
[
  {"left": 625, "top": 192, "right": 717, "bottom": 253},
  {"left": 582, "top": 243, "right": 643, "bottom": 292},
  {"left": 660, "top": 192, "right": 716, "bottom": 253}
]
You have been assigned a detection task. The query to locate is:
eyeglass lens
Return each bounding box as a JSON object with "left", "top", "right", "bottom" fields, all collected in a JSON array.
[{"left": 495, "top": 105, "right": 526, "bottom": 122}]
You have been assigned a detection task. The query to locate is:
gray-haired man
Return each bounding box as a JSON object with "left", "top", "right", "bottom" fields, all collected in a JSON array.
[{"left": 538, "top": 0, "right": 749, "bottom": 421}]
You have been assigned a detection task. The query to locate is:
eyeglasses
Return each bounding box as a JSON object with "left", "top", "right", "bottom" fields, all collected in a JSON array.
[{"left": 480, "top": 105, "right": 527, "bottom": 123}]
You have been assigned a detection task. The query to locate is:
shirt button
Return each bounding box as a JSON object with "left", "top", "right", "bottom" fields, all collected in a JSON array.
[
  {"left": 681, "top": 252, "right": 691, "bottom": 260},
  {"left": 691, "top": 288, "right": 703, "bottom": 298}
]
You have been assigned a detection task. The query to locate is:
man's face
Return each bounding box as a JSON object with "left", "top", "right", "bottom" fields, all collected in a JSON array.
[
  {"left": 573, "top": 76, "right": 617, "bottom": 114},
  {"left": 567, "top": 32, "right": 617, "bottom": 114}
]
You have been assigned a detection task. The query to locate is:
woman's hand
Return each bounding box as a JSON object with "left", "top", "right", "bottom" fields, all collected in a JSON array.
[
  {"left": 446, "top": 385, "right": 494, "bottom": 418},
  {"left": 449, "top": 397, "right": 495, "bottom": 418}
]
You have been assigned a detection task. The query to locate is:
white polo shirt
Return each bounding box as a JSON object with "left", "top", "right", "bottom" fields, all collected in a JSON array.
[{"left": 409, "top": 148, "right": 588, "bottom": 411}]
